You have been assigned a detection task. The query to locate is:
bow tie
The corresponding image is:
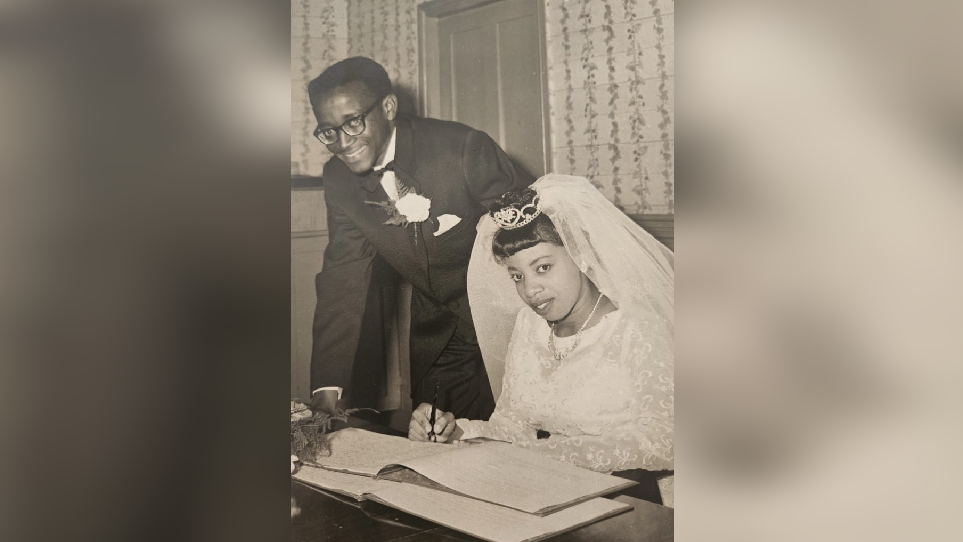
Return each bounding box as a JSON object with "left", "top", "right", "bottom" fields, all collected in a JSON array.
[
  {"left": 372, "top": 161, "right": 395, "bottom": 174},
  {"left": 361, "top": 161, "right": 395, "bottom": 192}
]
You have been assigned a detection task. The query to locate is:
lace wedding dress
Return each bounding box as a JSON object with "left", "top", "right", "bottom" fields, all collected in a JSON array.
[
  {"left": 457, "top": 307, "right": 673, "bottom": 473},
  {"left": 464, "top": 174, "right": 675, "bottom": 505}
]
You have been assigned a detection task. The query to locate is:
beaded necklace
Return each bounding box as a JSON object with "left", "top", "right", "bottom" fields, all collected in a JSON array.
[{"left": 547, "top": 292, "right": 604, "bottom": 361}]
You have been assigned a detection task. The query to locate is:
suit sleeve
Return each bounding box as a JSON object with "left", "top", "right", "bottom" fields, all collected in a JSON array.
[
  {"left": 310, "top": 187, "right": 377, "bottom": 394},
  {"left": 460, "top": 129, "right": 536, "bottom": 210}
]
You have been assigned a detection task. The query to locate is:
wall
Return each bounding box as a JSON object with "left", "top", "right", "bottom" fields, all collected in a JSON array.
[
  {"left": 545, "top": 0, "right": 674, "bottom": 214},
  {"left": 292, "top": 0, "right": 674, "bottom": 214},
  {"left": 345, "top": 0, "right": 423, "bottom": 116},
  {"left": 291, "top": 0, "right": 344, "bottom": 396},
  {"left": 291, "top": 0, "right": 348, "bottom": 178}
]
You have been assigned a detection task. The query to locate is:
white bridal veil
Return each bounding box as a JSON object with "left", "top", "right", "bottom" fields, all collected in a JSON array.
[{"left": 468, "top": 174, "right": 675, "bottom": 398}]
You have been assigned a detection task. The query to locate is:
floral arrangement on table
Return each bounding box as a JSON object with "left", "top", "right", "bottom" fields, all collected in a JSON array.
[{"left": 290, "top": 400, "right": 373, "bottom": 473}]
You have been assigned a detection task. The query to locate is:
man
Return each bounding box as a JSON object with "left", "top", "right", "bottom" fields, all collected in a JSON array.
[{"left": 308, "top": 57, "right": 533, "bottom": 420}]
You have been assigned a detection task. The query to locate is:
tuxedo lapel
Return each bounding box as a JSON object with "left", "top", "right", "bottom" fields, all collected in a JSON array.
[
  {"left": 352, "top": 182, "right": 426, "bottom": 283},
  {"left": 359, "top": 172, "right": 383, "bottom": 193},
  {"left": 392, "top": 117, "right": 422, "bottom": 195},
  {"left": 387, "top": 117, "right": 431, "bottom": 268}
]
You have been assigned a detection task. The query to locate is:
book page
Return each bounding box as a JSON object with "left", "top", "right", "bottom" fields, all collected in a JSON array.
[
  {"left": 368, "top": 483, "right": 632, "bottom": 542},
  {"left": 386, "top": 440, "right": 636, "bottom": 515},
  {"left": 311, "top": 428, "right": 452, "bottom": 476},
  {"left": 292, "top": 464, "right": 387, "bottom": 500}
]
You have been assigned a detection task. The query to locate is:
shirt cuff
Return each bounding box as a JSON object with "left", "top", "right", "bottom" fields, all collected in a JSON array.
[
  {"left": 456, "top": 418, "right": 481, "bottom": 440},
  {"left": 312, "top": 386, "right": 342, "bottom": 400}
]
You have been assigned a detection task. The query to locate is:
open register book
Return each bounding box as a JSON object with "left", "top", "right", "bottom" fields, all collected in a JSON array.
[
  {"left": 293, "top": 465, "right": 632, "bottom": 542},
  {"left": 303, "top": 428, "right": 635, "bottom": 516}
]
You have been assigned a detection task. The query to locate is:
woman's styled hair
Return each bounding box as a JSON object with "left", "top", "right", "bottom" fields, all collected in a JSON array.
[{"left": 490, "top": 188, "right": 564, "bottom": 260}]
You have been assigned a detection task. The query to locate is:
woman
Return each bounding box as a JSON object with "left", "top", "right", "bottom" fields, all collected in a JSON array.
[{"left": 408, "top": 174, "right": 674, "bottom": 504}]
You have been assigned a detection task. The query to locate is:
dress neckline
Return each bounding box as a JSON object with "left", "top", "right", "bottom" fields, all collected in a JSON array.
[{"left": 545, "top": 309, "right": 620, "bottom": 346}]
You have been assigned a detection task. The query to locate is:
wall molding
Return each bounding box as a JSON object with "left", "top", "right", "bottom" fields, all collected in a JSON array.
[
  {"left": 292, "top": 230, "right": 327, "bottom": 240},
  {"left": 629, "top": 213, "right": 674, "bottom": 251},
  {"left": 292, "top": 175, "right": 323, "bottom": 190},
  {"left": 419, "top": 0, "right": 503, "bottom": 18}
]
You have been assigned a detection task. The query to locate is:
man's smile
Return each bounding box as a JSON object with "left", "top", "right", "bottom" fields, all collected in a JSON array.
[{"left": 339, "top": 145, "right": 367, "bottom": 160}]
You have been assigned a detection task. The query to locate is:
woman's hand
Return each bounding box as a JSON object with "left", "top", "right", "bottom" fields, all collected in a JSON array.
[{"left": 408, "top": 402, "right": 458, "bottom": 442}]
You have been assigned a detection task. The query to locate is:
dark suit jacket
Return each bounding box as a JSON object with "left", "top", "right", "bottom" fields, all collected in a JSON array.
[{"left": 311, "top": 115, "right": 534, "bottom": 406}]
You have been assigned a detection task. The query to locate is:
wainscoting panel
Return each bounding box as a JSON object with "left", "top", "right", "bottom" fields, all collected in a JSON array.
[{"left": 292, "top": 230, "right": 328, "bottom": 400}]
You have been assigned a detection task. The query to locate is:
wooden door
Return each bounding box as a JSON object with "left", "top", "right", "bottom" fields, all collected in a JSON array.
[{"left": 421, "top": 0, "right": 551, "bottom": 177}]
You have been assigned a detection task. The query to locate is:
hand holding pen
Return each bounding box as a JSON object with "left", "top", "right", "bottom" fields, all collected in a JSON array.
[
  {"left": 427, "top": 381, "right": 439, "bottom": 442},
  {"left": 408, "top": 383, "right": 458, "bottom": 443}
]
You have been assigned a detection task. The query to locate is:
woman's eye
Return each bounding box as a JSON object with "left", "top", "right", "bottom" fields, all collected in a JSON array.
[
  {"left": 510, "top": 274, "right": 522, "bottom": 282},
  {"left": 536, "top": 264, "right": 551, "bottom": 273}
]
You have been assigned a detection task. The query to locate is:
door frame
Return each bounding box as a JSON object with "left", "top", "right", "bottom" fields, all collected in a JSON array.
[{"left": 417, "top": 0, "right": 553, "bottom": 174}]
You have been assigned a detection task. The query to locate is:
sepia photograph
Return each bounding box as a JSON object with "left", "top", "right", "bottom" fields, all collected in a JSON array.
[
  {"left": 289, "top": 0, "right": 674, "bottom": 540},
  {"left": 9, "top": 1, "right": 962, "bottom": 541},
  {"left": 284, "top": 1, "right": 963, "bottom": 541}
]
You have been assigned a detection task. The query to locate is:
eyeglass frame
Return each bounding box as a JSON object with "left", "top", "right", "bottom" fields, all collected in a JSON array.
[{"left": 313, "top": 96, "right": 386, "bottom": 145}]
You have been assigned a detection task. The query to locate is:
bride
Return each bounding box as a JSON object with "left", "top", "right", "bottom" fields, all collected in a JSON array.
[{"left": 408, "top": 174, "right": 674, "bottom": 504}]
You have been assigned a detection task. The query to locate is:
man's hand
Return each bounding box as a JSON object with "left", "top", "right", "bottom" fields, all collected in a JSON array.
[
  {"left": 408, "top": 402, "right": 459, "bottom": 443},
  {"left": 310, "top": 389, "right": 340, "bottom": 416},
  {"left": 291, "top": 497, "right": 301, "bottom": 520}
]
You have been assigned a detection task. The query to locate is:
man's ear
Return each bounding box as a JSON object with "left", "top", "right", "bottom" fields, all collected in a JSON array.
[{"left": 383, "top": 93, "right": 398, "bottom": 121}]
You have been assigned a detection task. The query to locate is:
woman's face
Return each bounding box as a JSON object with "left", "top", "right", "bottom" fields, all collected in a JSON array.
[{"left": 503, "top": 242, "right": 595, "bottom": 323}]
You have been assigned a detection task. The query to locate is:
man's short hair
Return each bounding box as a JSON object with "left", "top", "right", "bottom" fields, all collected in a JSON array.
[{"left": 308, "top": 56, "right": 392, "bottom": 108}]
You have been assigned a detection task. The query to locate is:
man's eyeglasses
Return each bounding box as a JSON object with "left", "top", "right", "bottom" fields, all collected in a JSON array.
[{"left": 313, "top": 97, "right": 384, "bottom": 145}]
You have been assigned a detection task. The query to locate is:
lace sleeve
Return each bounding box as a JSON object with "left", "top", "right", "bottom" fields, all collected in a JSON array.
[
  {"left": 462, "top": 403, "right": 672, "bottom": 473},
  {"left": 478, "top": 315, "right": 675, "bottom": 472},
  {"left": 471, "top": 311, "right": 673, "bottom": 473},
  {"left": 525, "top": 313, "right": 673, "bottom": 473},
  {"left": 519, "top": 421, "right": 673, "bottom": 472},
  {"left": 456, "top": 407, "right": 539, "bottom": 445}
]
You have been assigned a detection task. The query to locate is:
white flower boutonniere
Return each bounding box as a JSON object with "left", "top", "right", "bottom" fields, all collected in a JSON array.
[
  {"left": 366, "top": 179, "right": 432, "bottom": 233},
  {"left": 394, "top": 193, "right": 431, "bottom": 224}
]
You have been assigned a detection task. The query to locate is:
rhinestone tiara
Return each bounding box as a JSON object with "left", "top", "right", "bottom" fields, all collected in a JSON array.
[{"left": 491, "top": 195, "right": 541, "bottom": 230}]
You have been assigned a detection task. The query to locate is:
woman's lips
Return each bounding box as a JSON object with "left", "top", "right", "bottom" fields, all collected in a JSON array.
[{"left": 532, "top": 299, "right": 553, "bottom": 315}]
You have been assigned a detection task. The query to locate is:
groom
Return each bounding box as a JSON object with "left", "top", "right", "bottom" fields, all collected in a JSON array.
[{"left": 308, "top": 57, "right": 533, "bottom": 420}]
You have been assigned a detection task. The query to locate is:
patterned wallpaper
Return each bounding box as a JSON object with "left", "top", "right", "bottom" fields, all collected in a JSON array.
[
  {"left": 545, "top": 0, "right": 674, "bottom": 214},
  {"left": 345, "top": 0, "right": 422, "bottom": 117},
  {"left": 291, "top": 0, "right": 348, "bottom": 178},
  {"left": 292, "top": 0, "right": 674, "bottom": 214}
]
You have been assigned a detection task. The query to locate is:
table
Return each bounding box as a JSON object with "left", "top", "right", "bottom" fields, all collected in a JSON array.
[{"left": 290, "top": 416, "right": 673, "bottom": 542}]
